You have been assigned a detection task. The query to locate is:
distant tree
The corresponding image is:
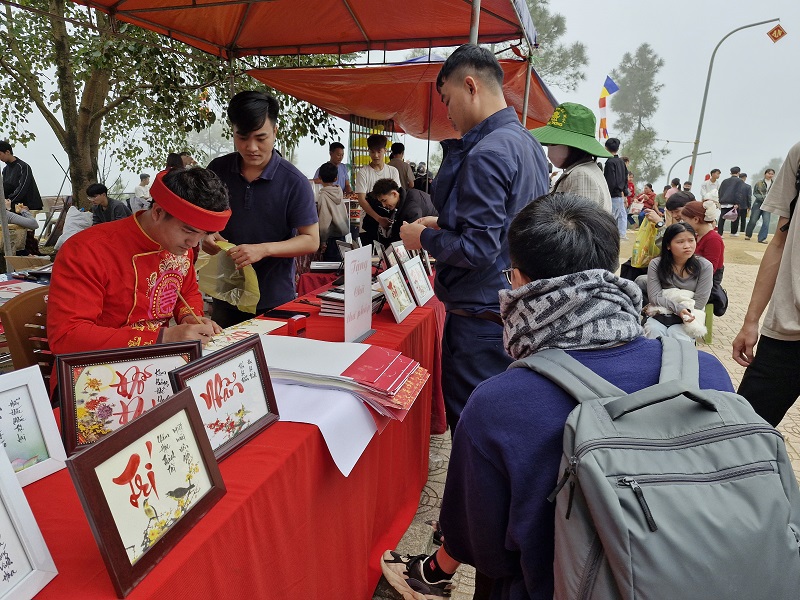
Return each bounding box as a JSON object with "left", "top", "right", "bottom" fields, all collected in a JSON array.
[
  {"left": 523, "top": 0, "right": 588, "bottom": 92},
  {"left": 610, "top": 44, "right": 668, "bottom": 183},
  {"left": 0, "top": 1, "right": 345, "bottom": 209},
  {"left": 750, "top": 157, "right": 783, "bottom": 182}
]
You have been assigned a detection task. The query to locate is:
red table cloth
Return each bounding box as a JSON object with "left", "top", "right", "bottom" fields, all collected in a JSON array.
[{"left": 30, "top": 303, "right": 435, "bottom": 599}]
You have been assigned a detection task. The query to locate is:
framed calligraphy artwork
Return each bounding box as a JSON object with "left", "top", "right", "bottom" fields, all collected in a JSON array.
[
  {"left": 0, "top": 445, "right": 57, "bottom": 599},
  {"left": 0, "top": 366, "right": 66, "bottom": 486},
  {"left": 57, "top": 341, "right": 202, "bottom": 457},
  {"left": 168, "top": 335, "right": 279, "bottom": 460},
  {"left": 377, "top": 265, "right": 416, "bottom": 323},
  {"left": 401, "top": 256, "right": 435, "bottom": 306},
  {"left": 66, "top": 388, "right": 225, "bottom": 598},
  {"left": 390, "top": 241, "right": 412, "bottom": 265}
]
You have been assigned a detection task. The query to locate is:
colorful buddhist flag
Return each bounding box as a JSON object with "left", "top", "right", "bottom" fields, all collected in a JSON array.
[{"left": 598, "top": 76, "right": 620, "bottom": 139}]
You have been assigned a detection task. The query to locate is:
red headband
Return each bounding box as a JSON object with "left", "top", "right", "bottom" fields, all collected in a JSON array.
[{"left": 150, "top": 170, "right": 231, "bottom": 232}]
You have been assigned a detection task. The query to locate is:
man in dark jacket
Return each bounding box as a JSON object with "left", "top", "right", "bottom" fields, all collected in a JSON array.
[
  {"left": 718, "top": 166, "right": 747, "bottom": 236},
  {"left": 372, "top": 178, "right": 437, "bottom": 244},
  {"left": 0, "top": 140, "right": 43, "bottom": 211},
  {"left": 736, "top": 172, "right": 752, "bottom": 237},
  {"left": 602, "top": 137, "right": 628, "bottom": 238}
]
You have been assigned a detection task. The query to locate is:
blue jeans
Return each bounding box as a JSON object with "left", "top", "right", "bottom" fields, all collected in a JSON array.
[
  {"left": 611, "top": 196, "right": 628, "bottom": 237},
  {"left": 745, "top": 201, "right": 771, "bottom": 242},
  {"left": 441, "top": 313, "right": 512, "bottom": 433}
]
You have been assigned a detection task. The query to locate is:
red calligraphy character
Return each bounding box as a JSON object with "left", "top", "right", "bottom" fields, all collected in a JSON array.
[{"left": 112, "top": 365, "right": 154, "bottom": 400}]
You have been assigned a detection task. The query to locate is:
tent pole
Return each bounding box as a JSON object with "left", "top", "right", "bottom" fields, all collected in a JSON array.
[
  {"left": 228, "top": 55, "right": 236, "bottom": 96},
  {"left": 469, "top": 0, "right": 481, "bottom": 45},
  {"left": 521, "top": 56, "right": 532, "bottom": 127}
]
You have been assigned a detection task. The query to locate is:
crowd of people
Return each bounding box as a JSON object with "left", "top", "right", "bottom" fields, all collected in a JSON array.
[{"left": 3, "top": 41, "right": 800, "bottom": 600}]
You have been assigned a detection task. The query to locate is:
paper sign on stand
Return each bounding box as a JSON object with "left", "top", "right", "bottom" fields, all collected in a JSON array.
[{"left": 344, "top": 244, "right": 374, "bottom": 342}]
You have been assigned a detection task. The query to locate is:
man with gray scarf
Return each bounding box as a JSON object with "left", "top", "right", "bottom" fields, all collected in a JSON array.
[{"left": 383, "top": 192, "right": 733, "bottom": 599}]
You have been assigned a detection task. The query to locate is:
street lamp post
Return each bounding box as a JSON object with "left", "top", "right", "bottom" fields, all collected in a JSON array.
[
  {"left": 667, "top": 151, "right": 710, "bottom": 187},
  {"left": 688, "top": 18, "right": 779, "bottom": 182}
]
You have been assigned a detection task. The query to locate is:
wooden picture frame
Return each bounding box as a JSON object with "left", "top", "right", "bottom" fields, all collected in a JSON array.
[
  {"left": 0, "top": 445, "right": 57, "bottom": 598},
  {"left": 0, "top": 366, "right": 67, "bottom": 486},
  {"left": 390, "top": 241, "right": 412, "bottom": 264},
  {"left": 168, "top": 335, "right": 279, "bottom": 460},
  {"left": 377, "top": 265, "right": 416, "bottom": 323},
  {"left": 66, "top": 388, "right": 225, "bottom": 598},
  {"left": 57, "top": 341, "right": 202, "bottom": 457},
  {"left": 401, "top": 255, "right": 435, "bottom": 306}
]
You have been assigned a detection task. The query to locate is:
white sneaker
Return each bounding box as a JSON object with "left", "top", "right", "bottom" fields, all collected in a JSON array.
[{"left": 730, "top": 233, "right": 739, "bottom": 237}]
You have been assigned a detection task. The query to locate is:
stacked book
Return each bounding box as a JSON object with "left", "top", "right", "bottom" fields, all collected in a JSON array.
[
  {"left": 317, "top": 286, "right": 384, "bottom": 318},
  {"left": 259, "top": 336, "right": 429, "bottom": 422}
]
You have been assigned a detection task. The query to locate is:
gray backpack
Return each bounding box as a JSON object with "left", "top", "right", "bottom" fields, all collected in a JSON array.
[{"left": 510, "top": 337, "right": 800, "bottom": 600}]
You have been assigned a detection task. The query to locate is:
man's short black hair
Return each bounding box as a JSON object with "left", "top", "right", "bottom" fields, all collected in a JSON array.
[
  {"left": 738, "top": 173, "right": 747, "bottom": 179},
  {"left": 228, "top": 90, "right": 280, "bottom": 133},
  {"left": 162, "top": 168, "right": 229, "bottom": 213},
  {"left": 371, "top": 178, "right": 400, "bottom": 197},
  {"left": 0, "top": 140, "right": 11, "bottom": 154},
  {"left": 329, "top": 142, "right": 344, "bottom": 153},
  {"left": 509, "top": 192, "right": 620, "bottom": 281},
  {"left": 730, "top": 166, "right": 741, "bottom": 175},
  {"left": 710, "top": 168, "right": 721, "bottom": 176},
  {"left": 86, "top": 183, "right": 108, "bottom": 197},
  {"left": 367, "top": 134, "right": 388, "bottom": 152},
  {"left": 166, "top": 153, "right": 183, "bottom": 170},
  {"left": 436, "top": 44, "right": 504, "bottom": 93},
  {"left": 390, "top": 142, "right": 405, "bottom": 157},
  {"left": 318, "top": 162, "right": 339, "bottom": 184},
  {"left": 140, "top": 173, "right": 150, "bottom": 180},
  {"left": 604, "top": 138, "right": 620, "bottom": 153},
  {"left": 665, "top": 190, "right": 695, "bottom": 211}
]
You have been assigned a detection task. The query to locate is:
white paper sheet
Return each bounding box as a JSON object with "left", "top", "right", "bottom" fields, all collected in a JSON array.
[
  {"left": 260, "top": 336, "right": 369, "bottom": 377},
  {"left": 273, "top": 383, "right": 377, "bottom": 477}
]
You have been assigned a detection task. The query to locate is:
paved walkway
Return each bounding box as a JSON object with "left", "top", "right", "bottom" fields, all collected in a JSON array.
[{"left": 373, "top": 232, "right": 800, "bottom": 599}]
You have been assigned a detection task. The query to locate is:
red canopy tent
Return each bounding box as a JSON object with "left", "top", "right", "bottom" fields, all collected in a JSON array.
[
  {"left": 72, "top": 0, "right": 537, "bottom": 59},
  {"left": 247, "top": 58, "right": 557, "bottom": 141}
]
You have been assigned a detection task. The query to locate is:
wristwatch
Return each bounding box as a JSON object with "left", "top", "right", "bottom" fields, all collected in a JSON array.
[{"left": 656, "top": 220, "right": 665, "bottom": 228}]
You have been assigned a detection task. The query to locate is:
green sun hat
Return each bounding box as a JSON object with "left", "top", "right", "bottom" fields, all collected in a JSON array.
[{"left": 530, "top": 102, "right": 612, "bottom": 158}]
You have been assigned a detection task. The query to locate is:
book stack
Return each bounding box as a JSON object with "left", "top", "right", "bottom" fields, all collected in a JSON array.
[
  {"left": 317, "top": 287, "right": 384, "bottom": 318},
  {"left": 259, "top": 336, "right": 429, "bottom": 421}
]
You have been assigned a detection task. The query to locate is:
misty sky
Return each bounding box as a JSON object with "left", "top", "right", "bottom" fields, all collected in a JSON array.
[{"left": 9, "top": 0, "right": 800, "bottom": 194}]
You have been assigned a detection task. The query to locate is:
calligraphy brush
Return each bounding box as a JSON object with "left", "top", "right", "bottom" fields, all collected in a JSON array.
[{"left": 177, "top": 293, "right": 215, "bottom": 342}]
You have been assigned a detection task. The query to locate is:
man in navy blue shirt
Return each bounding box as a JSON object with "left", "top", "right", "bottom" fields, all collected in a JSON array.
[
  {"left": 205, "top": 91, "right": 319, "bottom": 327},
  {"left": 400, "top": 44, "right": 549, "bottom": 435}
]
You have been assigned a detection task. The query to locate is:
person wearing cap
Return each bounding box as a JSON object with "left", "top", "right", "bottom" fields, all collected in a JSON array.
[
  {"left": 47, "top": 167, "right": 231, "bottom": 356},
  {"left": 530, "top": 102, "right": 612, "bottom": 213},
  {"left": 131, "top": 173, "right": 152, "bottom": 212}
]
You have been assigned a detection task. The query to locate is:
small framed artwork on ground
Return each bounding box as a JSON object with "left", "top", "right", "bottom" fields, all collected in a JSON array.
[
  {"left": 0, "top": 445, "right": 57, "bottom": 598},
  {"left": 57, "top": 341, "right": 203, "bottom": 457},
  {"left": 377, "top": 265, "right": 416, "bottom": 323},
  {"left": 168, "top": 335, "right": 279, "bottom": 460},
  {"left": 0, "top": 366, "right": 67, "bottom": 486},
  {"left": 66, "top": 388, "right": 225, "bottom": 598},
  {"left": 401, "top": 255, "right": 435, "bottom": 306}
]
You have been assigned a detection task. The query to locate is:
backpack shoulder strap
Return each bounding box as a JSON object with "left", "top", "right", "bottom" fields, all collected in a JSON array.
[
  {"left": 658, "top": 337, "right": 699, "bottom": 385},
  {"left": 509, "top": 348, "right": 624, "bottom": 404}
]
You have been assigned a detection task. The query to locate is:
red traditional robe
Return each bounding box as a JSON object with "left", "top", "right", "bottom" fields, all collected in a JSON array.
[{"left": 48, "top": 214, "right": 204, "bottom": 356}]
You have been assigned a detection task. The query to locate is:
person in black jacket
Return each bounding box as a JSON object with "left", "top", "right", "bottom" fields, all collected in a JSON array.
[
  {"left": 736, "top": 172, "right": 752, "bottom": 236},
  {"left": 717, "top": 166, "right": 747, "bottom": 236},
  {"left": 0, "top": 140, "right": 43, "bottom": 211},
  {"left": 372, "top": 178, "right": 437, "bottom": 244},
  {"left": 602, "top": 137, "right": 628, "bottom": 238}
]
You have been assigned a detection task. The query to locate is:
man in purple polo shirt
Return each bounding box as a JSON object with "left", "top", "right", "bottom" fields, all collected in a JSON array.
[{"left": 204, "top": 91, "right": 319, "bottom": 327}]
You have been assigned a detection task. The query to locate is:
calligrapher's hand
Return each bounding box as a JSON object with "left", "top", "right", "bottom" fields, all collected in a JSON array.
[
  {"left": 162, "top": 322, "right": 217, "bottom": 345},
  {"left": 400, "top": 221, "right": 425, "bottom": 250},
  {"left": 415, "top": 216, "right": 440, "bottom": 229}
]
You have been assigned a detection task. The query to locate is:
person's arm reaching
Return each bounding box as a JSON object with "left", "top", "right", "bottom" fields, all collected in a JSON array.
[{"left": 732, "top": 216, "right": 789, "bottom": 366}]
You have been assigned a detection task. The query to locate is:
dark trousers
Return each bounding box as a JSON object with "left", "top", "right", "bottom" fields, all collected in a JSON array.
[
  {"left": 441, "top": 312, "right": 512, "bottom": 433},
  {"left": 745, "top": 201, "right": 771, "bottom": 242},
  {"left": 211, "top": 299, "right": 266, "bottom": 329},
  {"left": 738, "top": 209, "right": 747, "bottom": 233},
  {"left": 738, "top": 335, "right": 800, "bottom": 426},
  {"left": 718, "top": 207, "right": 740, "bottom": 234}
]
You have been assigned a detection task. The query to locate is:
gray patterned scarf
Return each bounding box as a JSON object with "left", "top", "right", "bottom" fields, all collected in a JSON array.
[{"left": 499, "top": 269, "right": 644, "bottom": 360}]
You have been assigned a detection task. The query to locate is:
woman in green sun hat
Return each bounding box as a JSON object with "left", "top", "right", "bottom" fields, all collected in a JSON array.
[{"left": 530, "top": 102, "right": 613, "bottom": 213}]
